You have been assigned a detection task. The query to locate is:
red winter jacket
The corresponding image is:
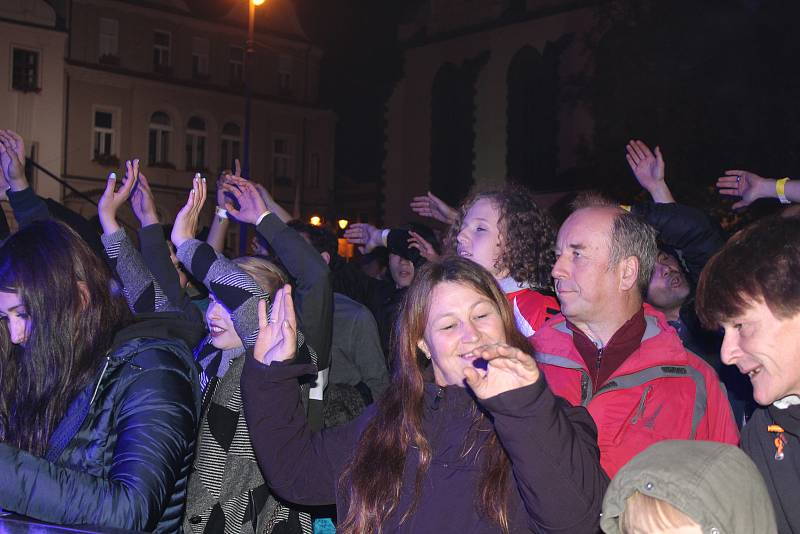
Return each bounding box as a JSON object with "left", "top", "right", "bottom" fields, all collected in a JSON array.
[{"left": 532, "top": 306, "right": 739, "bottom": 477}]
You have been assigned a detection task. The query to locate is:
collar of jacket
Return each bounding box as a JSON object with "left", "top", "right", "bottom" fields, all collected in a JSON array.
[
  {"left": 769, "top": 400, "right": 800, "bottom": 438},
  {"left": 534, "top": 305, "right": 691, "bottom": 377},
  {"left": 567, "top": 308, "right": 646, "bottom": 389}
]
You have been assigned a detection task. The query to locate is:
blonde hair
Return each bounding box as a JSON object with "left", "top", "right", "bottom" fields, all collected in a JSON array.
[
  {"left": 232, "top": 256, "right": 288, "bottom": 294},
  {"left": 620, "top": 491, "right": 701, "bottom": 534}
]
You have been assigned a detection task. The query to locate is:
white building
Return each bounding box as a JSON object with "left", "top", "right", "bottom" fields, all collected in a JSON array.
[{"left": 0, "top": 0, "right": 68, "bottom": 202}]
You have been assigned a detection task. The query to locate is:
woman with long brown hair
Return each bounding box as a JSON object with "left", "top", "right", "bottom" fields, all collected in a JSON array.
[{"left": 242, "top": 256, "right": 607, "bottom": 533}]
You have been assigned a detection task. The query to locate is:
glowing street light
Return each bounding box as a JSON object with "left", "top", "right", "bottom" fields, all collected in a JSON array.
[
  {"left": 310, "top": 215, "right": 322, "bottom": 226},
  {"left": 337, "top": 219, "right": 349, "bottom": 230},
  {"left": 239, "top": 0, "right": 266, "bottom": 254}
]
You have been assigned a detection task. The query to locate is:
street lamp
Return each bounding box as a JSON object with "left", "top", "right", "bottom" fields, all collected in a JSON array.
[
  {"left": 310, "top": 215, "right": 322, "bottom": 227},
  {"left": 241, "top": 0, "right": 264, "bottom": 255},
  {"left": 337, "top": 219, "right": 349, "bottom": 230}
]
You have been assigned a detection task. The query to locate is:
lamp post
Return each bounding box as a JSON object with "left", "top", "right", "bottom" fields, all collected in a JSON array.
[{"left": 240, "top": 0, "right": 264, "bottom": 255}]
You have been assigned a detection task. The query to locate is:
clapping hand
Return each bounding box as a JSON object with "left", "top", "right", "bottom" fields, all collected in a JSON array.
[
  {"left": 409, "top": 191, "right": 458, "bottom": 225},
  {"left": 216, "top": 158, "right": 242, "bottom": 209},
  {"left": 716, "top": 170, "right": 771, "bottom": 210},
  {"left": 408, "top": 231, "right": 439, "bottom": 261},
  {"left": 343, "top": 223, "right": 384, "bottom": 254},
  {"left": 221, "top": 177, "right": 269, "bottom": 224},
  {"left": 463, "top": 343, "right": 540, "bottom": 400},
  {"left": 97, "top": 159, "right": 140, "bottom": 235},
  {"left": 625, "top": 140, "right": 674, "bottom": 203},
  {"left": 0, "top": 130, "right": 29, "bottom": 195},
  {"left": 130, "top": 164, "right": 160, "bottom": 227},
  {"left": 171, "top": 174, "right": 207, "bottom": 248},
  {"left": 254, "top": 285, "right": 297, "bottom": 365}
]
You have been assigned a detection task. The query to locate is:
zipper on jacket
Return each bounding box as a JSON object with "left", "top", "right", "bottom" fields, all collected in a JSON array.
[
  {"left": 580, "top": 373, "right": 593, "bottom": 406},
  {"left": 630, "top": 385, "right": 652, "bottom": 425},
  {"left": 595, "top": 346, "right": 604, "bottom": 377},
  {"left": 432, "top": 387, "right": 444, "bottom": 410}
]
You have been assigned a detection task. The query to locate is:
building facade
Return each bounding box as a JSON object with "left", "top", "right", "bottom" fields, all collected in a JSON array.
[
  {"left": 3, "top": 0, "right": 335, "bottom": 246},
  {"left": 0, "top": 0, "right": 68, "bottom": 203},
  {"left": 383, "top": 0, "right": 599, "bottom": 224}
]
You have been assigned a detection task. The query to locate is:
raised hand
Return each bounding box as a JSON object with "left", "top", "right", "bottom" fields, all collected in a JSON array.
[
  {"left": 221, "top": 178, "right": 268, "bottom": 224},
  {"left": 129, "top": 163, "right": 160, "bottom": 227},
  {"left": 97, "top": 159, "right": 140, "bottom": 235},
  {"left": 343, "top": 223, "right": 384, "bottom": 254},
  {"left": 409, "top": 191, "right": 458, "bottom": 225},
  {"left": 0, "top": 130, "right": 29, "bottom": 193},
  {"left": 716, "top": 170, "right": 772, "bottom": 210},
  {"left": 408, "top": 230, "right": 439, "bottom": 261},
  {"left": 216, "top": 158, "right": 242, "bottom": 208},
  {"left": 463, "top": 343, "right": 540, "bottom": 400},
  {"left": 254, "top": 284, "right": 297, "bottom": 365},
  {"left": 171, "top": 173, "right": 207, "bottom": 248},
  {"left": 625, "top": 140, "right": 674, "bottom": 203}
]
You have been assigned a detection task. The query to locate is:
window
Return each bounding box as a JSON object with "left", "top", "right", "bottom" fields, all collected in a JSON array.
[
  {"left": 272, "top": 136, "right": 293, "bottom": 186},
  {"left": 148, "top": 111, "right": 172, "bottom": 166},
  {"left": 153, "top": 31, "right": 171, "bottom": 72},
  {"left": 192, "top": 37, "right": 209, "bottom": 79},
  {"left": 220, "top": 122, "right": 241, "bottom": 171},
  {"left": 11, "top": 48, "right": 39, "bottom": 92},
  {"left": 185, "top": 116, "right": 207, "bottom": 171},
  {"left": 308, "top": 152, "right": 320, "bottom": 188},
  {"left": 229, "top": 46, "right": 244, "bottom": 85},
  {"left": 92, "top": 109, "right": 116, "bottom": 158},
  {"left": 279, "top": 54, "right": 293, "bottom": 94},
  {"left": 98, "top": 18, "right": 119, "bottom": 61}
]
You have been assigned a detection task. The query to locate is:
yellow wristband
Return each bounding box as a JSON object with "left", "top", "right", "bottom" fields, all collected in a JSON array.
[{"left": 777, "top": 177, "right": 791, "bottom": 204}]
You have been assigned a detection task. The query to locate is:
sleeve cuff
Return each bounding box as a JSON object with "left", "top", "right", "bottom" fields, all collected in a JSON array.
[
  {"left": 138, "top": 223, "right": 165, "bottom": 246},
  {"left": 479, "top": 375, "right": 549, "bottom": 416},
  {"left": 256, "top": 210, "right": 271, "bottom": 227},
  {"left": 100, "top": 228, "right": 127, "bottom": 249},
  {"left": 7, "top": 186, "right": 40, "bottom": 212},
  {"left": 244, "top": 354, "right": 318, "bottom": 383}
]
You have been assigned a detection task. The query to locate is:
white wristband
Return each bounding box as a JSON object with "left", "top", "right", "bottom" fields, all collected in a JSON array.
[
  {"left": 215, "top": 207, "right": 228, "bottom": 219},
  {"left": 381, "top": 228, "right": 390, "bottom": 247},
  {"left": 256, "top": 210, "right": 271, "bottom": 226}
]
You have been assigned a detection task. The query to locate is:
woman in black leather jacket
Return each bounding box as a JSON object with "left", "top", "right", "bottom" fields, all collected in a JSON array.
[{"left": 0, "top": 220, "right": 200, "bottom": 533}]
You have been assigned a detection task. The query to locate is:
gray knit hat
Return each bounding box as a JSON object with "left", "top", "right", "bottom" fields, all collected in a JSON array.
[{"left": 601, "top": 440, "right": 776, "bottom": 534}]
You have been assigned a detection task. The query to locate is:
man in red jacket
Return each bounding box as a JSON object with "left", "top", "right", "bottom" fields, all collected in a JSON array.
[{"left": 533, "top": 202, "right": 738, "bottom": 477}]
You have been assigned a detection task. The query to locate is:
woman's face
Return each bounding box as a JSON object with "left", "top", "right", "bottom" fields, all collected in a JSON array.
[
  {"left": 389, "top": 253, "right": 415, "bottom": 288},
  {"left": 0, "top": 291, "right": 31, "bottom": 346},
  {"left": 418, "top": 281, "right": 506, "bottom": 387},
  {"left": 206, "top": 294, "right": 244, "bottom": 351},
  {"left": 456, "top": 198, "right": 507, "bottom": 279}
]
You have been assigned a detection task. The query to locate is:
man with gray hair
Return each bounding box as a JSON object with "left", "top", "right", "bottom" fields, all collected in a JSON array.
[{"left": 532, "top": 205, "right": 738, "bottom": 477}]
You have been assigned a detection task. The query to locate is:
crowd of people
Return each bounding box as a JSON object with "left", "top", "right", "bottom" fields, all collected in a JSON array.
[{"left": 0, "top": 127, "right": 797, "bottom": 534}]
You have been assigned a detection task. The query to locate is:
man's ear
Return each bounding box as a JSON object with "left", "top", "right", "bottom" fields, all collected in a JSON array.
[
  {"left": 619, "top": 256, "right": 640, "bottom": 292},
  {"left": 77, "top": 281, "right": 91, "bottom": 311},
  {"left": 417, "top": 339, "right": 431, "bottom": 360},
  {"left": 320, "top": 251, "right": 331, "bottom": 265}
]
